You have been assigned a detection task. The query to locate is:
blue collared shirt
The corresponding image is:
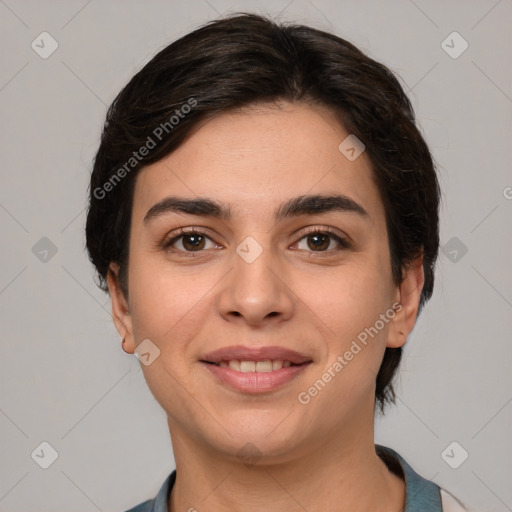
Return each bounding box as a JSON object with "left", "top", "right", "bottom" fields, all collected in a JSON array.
[{"left": 124, "top": 445, "right": 465, "bottom": 512}]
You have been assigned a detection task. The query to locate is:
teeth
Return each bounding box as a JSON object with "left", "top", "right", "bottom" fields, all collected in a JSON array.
[
  {"left": 272, "top": 360, "right": 283, "bottom": 370},
  {"left": 228, "top": 360, "right": 241, "bottom": 371},
  {"left": 240, "top": 361, "right": 256, "bottom": 373},
  {"left": 255, "top": 360, "right": 273, "bottom": 372},
  {"left": 219, "top": 360, "right": 294, "bottom": 372}
]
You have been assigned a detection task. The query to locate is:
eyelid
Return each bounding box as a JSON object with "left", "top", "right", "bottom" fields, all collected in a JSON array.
[
  {"left": 296, "top": 225, "right": 349, "bottom": 240},
  {"left": 162, "top": 226, "right": 214, "bottom": 247},
  {"left": 292, "top": 225, "right": 351, "bottom": 250}
]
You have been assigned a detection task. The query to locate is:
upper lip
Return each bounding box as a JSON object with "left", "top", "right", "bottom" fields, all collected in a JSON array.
[{"left": 201, "top": 345, "right": 312, "bottom": 364}]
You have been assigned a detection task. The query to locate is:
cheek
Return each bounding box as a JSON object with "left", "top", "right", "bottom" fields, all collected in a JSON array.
[
  {"left": 297, "top": 268, "right": 394, "bottom": 417},
  {"left": 127, "top": 249, "right": 221, "bottom": 344},
  {"left": 303, "top": 258, "right": 394, "bottom": 346},
  {"left": 294, "top": 255, "right": 395, "bottom": 410},
  {"left": 126, "top": 255, "right": 221, "bottom": 415}
]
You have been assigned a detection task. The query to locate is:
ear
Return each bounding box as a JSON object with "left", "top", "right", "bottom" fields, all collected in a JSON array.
[
  {"left": 386, "top": 254, "right": 425, "bottom": 349},
  {"left": 106, "top": 263, "right": 135, "bottom": 354}
]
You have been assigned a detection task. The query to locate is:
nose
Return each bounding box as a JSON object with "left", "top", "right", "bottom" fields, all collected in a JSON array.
[{"left": 217, "top": 239, "right": 295, "bottom": 327}]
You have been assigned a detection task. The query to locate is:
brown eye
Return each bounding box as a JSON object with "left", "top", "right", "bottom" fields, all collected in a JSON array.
[
  {"left": 295, "top": 230, "right": 349, "bottom": 253},
  {"left": 164, "top": 229, "right": 216, "bottom": 253},
  {"left": 306, "top": 233, "right": 330, "bottom": 251},
  {"left": 181, "top": 233, "right": 206, "bottom": 251}
]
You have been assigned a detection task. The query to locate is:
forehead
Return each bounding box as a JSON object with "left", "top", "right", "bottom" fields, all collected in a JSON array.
[{"left": 132, "top": 101, "right": 383, "bottom": 224}]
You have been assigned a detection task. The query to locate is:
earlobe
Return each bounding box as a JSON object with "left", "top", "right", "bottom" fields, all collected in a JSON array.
[
  {"left": 386, "top": 255, "right": 425, "bottom": 349},
  {"left": 106, "top": 263, "right": 135, "bottom": 354}
]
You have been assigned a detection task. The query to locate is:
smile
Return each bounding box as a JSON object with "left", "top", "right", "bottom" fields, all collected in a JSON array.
[
  {"left": 200, "top": 345, "right": 312, "bottom": 393},
  {"left": 201, "top": 359, "right": 311, "bottom": 393},
  {"left": 216, "top": 359, "right": 293, "bottom": 372}
]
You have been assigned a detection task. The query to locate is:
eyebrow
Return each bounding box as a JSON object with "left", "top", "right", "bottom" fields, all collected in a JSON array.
[{"left": 143, "top": 193, "right": 368, "bottom": 224}]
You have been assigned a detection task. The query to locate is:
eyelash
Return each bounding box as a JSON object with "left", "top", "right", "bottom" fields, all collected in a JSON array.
[{"left": 162, "top": 226, "right": 350, "bottom": 256}]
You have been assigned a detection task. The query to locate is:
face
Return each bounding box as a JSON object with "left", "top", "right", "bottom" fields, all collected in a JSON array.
[{"left": 108, "top": 101, "right": 423, "bottom": 463}]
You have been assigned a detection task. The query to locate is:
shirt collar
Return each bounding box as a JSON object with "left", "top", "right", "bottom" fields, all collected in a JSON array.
[
  {"left": 151, "top": 471, "right": 174, "bottom": 512},
  {"left": 377, "top": 445, "right": 443, "bottom": 511}
]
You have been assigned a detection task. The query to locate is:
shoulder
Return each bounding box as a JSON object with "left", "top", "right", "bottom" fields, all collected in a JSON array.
[
  {"left": 376, "top": 445, "right": 468, "bottom": 512},
  {"left": 440, "top": 489, "right": 469, "bottom": 512},
  {"left": 123, "top": 499, "right": 155, "bottom": 512},
  {"left": 122, "top": 471, "right": 176, "bottom": 512}
]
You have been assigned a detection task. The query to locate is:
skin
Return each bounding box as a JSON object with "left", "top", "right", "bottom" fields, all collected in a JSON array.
[{"left": 107, "top": 101, "right": 424, "bottom": 512}]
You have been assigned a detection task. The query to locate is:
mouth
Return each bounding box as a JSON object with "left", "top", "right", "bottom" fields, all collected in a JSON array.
[
  {"left": 200, "top": 345, "right": 313, "bottom": 393},
  {"left": 203, "top": 359, "right": 301, "bottom": 372}
]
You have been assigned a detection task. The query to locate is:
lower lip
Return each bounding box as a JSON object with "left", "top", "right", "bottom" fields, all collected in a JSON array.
[{"left": 201, "top": 362, "right": 311, "bottom": 393}]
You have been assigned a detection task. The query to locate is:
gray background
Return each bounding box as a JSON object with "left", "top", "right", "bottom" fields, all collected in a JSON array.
[{"left": 1, "top": 0, "right": 511, "bottom": 510}]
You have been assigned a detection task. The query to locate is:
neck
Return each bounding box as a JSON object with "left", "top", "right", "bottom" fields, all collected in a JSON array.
[{"left": 167, "top": 419, "right": 404, "bottom": 512}]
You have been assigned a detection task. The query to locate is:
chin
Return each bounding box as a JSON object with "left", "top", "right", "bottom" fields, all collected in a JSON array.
[{"left": 202, "top": 413, "right": 311, "bottom": 463}]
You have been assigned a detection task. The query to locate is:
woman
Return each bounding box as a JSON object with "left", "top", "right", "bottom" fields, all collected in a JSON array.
[{"left": 86, "top": 13, "right": 467, "bottom": 512}]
